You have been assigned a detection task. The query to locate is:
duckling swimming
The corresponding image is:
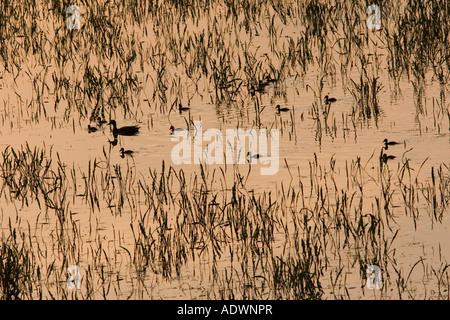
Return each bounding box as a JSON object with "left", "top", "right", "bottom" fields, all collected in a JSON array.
[
  {"left": 276, "top": 105, "right": 290, "bottom": 113},
  {"left": 120, "top": 147, "right": 134, "bottom": 158},
  {"left": 382, "top": 154, "right": 396, "bottom": 163},
  {"left": 178, "top": 103, "right": 190, "bottom": 113},
  {"left": 88, "top": 125, "right": 99, "bottom": 133},
  {"left": 170, "top": 125, "right": 186, "bottom": 134},
  {"left": 247, "top": 151, "right": 262, "bottom": 159},
  {"left": 383, "top": 138, "right": 400, "bottom": 150},
  {"left": 324, "top": 95, "right": 337, "bottom": 104}
]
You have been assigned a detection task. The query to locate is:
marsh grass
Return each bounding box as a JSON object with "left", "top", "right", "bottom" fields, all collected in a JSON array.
[{"left": 0, "top": 136, "right": 449, "bottom": 299}]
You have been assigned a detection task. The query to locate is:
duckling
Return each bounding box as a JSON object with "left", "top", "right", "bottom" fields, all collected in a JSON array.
[
  {"left": 120, "top": 147, "right": 134, "bottom": 158},
  {"left": 324, "top": 95, "right": 337, "bottom": 104},
  {"left": 247, "top": 151, "right": 262, "bottom": 159},
  {"left": 170, "top": 125, "right": 189, "bottom": 137},
  {"left": 88, "top": 125, "right": 98, "bottom": 133},
  {"left": 276, "top": 105, "right": 290, "bottom": 113},
  {"left": 383, "top": 139, "right": 401, "bottom": 150},
  {"left": 108, "top": 120, "right": 139, "bottom": 136},
  {"left": 178, "top": 103, "right": 190, "bottom": 113},
  {"left": 246, "top": 151, "right": 265, "bottom": 164},
  {"left": 382, "top": 154, "right": 396, "bottom": 163}
]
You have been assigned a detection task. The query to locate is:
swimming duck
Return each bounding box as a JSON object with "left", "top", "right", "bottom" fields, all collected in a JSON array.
[
  {"left": 382, "top": 154, "right": 396, "bottom": 163},
  {"left": 383, "top": 139, "right": 400, "bottom": 146},
  {"left": 170, "top": 125, "right": 190, "bottom": 137},
  {"left": 324, "top": 95, "right": 337, "bottom": 104},
  {"left": 88, "top": 125, "right": 98, "bottom": 133},
  {"left": 108, "top": 120, "right": 139, "bottom": 136},
  {"left": 178, "top": 103, "right": 190, "bottom": 113},
  {"left": 246, "top": 152, "right": 263, "bottom": 163},
  {"left": 276, "top": 105, "right": 290, "bottom": 113},
  {"left": 120, "top": 147, "right": 134, "bottom": 158},
  {"left": 383, "top": 139, "right": 401, "bottom": 150},
  {"left": 247, "top": 152, "right": 262, "bottom": 159}
]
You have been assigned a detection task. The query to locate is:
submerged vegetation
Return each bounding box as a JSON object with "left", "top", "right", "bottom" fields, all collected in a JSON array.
[{"left": 0, "top": 0, "right": 449, "bottom": 299}]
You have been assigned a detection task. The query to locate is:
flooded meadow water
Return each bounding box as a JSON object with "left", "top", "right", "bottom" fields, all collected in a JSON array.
[{"left": 0, "top": 0, "right": 449, "bottom": 300}]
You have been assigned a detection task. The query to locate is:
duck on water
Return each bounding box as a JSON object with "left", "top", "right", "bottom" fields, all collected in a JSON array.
[
  {"left": 120, "top": 148, "right": 134, "bottom": 158},
  {"left": 275, "top": 105, "right": 290, "bottom": 113},
  {"left": 324, "top": 95, "right": 337, "bottom": 105},
  {"left": 383, "top": 138, "right": 400, "bottom": 150},
  {"left": 108, "top": 120, "right": 140, "bottom": 136}
]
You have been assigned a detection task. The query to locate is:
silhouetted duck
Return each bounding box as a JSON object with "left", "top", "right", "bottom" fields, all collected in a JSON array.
[
  {"left": 88, "top": 125, "right": 98, "bottom": 133},
  {"left": 383, "top": 139, "right": 400, "bottom": 147},
  {"left": 108, "top": 120, "right": 139, "bottom": 136},
  {"left": 382, "top": 154, "right": 396, "bottom": 163},
  {"left": 170, "top": 125, "right": 184, "bottom": 134},
  {"left": 247, "top": 152, "right": 269, "bottom": 164},
  {"left": 276, "top": 105, "right": 290, "bottom": 113},
  {"left": 170, "top": 126, "right": 189, "bottom": 136},
  {"left": 324, "top": 95, "right": 337, "bottom": 104},
  {"left": 179, "top": 103, "right": 190, "bottom": 113},
  {"left": 247, "top": 152, "right": 262, "bottom": 159},
  {"left": 120, "top": 147, "right": 134, "bottom": 158}
]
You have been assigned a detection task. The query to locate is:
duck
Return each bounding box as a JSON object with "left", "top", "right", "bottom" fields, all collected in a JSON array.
[
  {"left": 246, "top": 152, "right": 263, "bottom": 162},
  {"left": 382, "top": 154, "right": 396, "bottom": 163},
  {"left": 178, "top": 103, "right": 190, "bottom": 113},
  {"left": 276, "top": 105, "right": 290, "bottom": 113},
  {"left": 246, "top": 152, "right": 262, "bottom": 159},
  {"left": 170, "top": 125, "right": 185, "bottom": 134},
  {"left": 120, "top": 147, "right": 134, "bottom": 158},
  {"left": 324, "top": 95, "right": 337, "bottom": 104},
  {"left": 383, "top": 138, "right": 400, "bottom": 146},
  {"left": 108, "top": 120, "right": 139, "bottom": 136},
  {"left": 88, "top": 125, "right": 98, "bottom": 133},
  {"left": 170, "top": 125, "right": 190, "bottom": 137}
]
